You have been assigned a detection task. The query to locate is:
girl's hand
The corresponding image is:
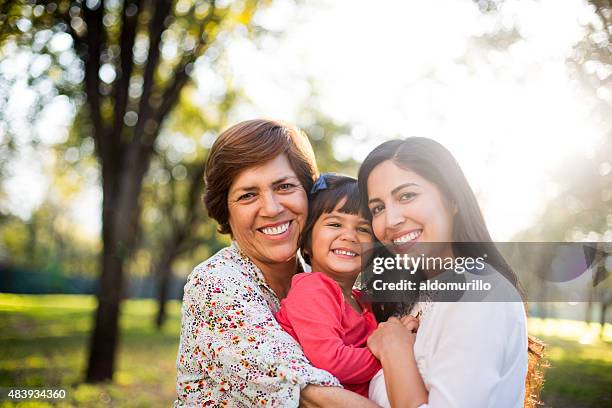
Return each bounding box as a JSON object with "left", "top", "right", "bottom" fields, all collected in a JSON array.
[{"left": 367, "top": 317, "right": 417, "bottom": 361}]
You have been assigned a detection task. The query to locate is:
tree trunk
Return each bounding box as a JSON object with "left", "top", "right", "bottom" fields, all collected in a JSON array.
[
  {"left": 155, "top": 248, "right": 174, "bottom": 330},
  {"left": 85, "top": 155, "right": 148, "bottom": 382},
  {"left": 85, "top": 170, "right": 127, "bottom": 382},
  {"left": 85, "top": 249, "right": 123, "bottom": 381}
]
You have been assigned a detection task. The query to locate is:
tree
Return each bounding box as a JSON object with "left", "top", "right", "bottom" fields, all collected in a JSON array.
[
  {"left": 138, "top": 85, "right": 229, "bottom": 330},
  {"left": 513, "top": 0, "right": 611, "bottom": 326},
  {"left": 1, "top": 0, "right": 266, "bottom": 382}
]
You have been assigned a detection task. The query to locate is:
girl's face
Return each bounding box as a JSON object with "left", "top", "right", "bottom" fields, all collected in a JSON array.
[
  {"left": 366, "top": 160, "right": 455, "bottom": 256},
  {"left": 309, "top": 199, "right": 373, "bottom": 279},
  {"left": 227, "top": 154, "right": 308, "bottom": 268}
]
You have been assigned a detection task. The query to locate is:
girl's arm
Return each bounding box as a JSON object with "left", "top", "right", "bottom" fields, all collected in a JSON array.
[
  {"left": 276, "top": 273, "right": 381, "bottom": 385},
  {"left": 367, "top": 317, "right": 428, "bottom": 408}
]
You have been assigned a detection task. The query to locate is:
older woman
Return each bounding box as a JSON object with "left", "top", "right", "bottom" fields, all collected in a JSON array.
[{"left": 174, "top": 119, "right": 377, "bottom": 407}]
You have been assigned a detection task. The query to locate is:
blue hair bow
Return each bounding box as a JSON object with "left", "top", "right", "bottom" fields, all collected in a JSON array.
[{"left": 310, "top": 173, "right": 330, "bottom": 194}]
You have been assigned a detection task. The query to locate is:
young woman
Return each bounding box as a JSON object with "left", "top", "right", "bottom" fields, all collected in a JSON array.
[
  {"left": 275, "top": 174, "right": 381, "bottom": 397},
  {"left": 357, "top": 138, "right": 544, "bottom": 408}
]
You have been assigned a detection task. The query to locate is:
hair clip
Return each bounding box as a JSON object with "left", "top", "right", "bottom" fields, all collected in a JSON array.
[{"left": 310, "top": 173, "right": 330, "bottom": 194}]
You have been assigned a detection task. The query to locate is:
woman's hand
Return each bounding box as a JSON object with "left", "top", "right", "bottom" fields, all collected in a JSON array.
[
  {"left": 367, "top": 316, "right": 428, "bottom": 408},
  {"left": 367, "top": 316, "right": 418, "bottom": 360},
  {"left": 400, "top": 315, "right": 419, "bottom": 332}
]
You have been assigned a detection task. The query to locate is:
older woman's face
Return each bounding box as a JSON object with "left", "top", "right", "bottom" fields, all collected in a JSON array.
[{"left": 227, "top": 154, "right": 308, "bottom": 268}]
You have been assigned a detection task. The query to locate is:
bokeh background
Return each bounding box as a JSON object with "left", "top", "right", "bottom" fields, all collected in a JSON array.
[{"left": 0, "top": 0, "right": 610, "bottom": 406}]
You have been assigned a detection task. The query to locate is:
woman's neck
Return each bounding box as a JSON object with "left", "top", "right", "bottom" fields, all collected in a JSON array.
[{"left": 255, "top": 258, "right": 297, "bottom": 300}]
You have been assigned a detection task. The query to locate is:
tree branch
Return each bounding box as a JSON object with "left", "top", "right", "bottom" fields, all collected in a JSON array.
[
  {"left": 82, "top": 0, "right": 108, "bottom": 164},
  {"left": 148, "top": 3, "right": 219, "bottom": 143},
  {"left": 111, "top": 0, "right": 142, "bottom": 149},
  {"left": 132, "top": 0, "right": 172, "bottom": 144}
]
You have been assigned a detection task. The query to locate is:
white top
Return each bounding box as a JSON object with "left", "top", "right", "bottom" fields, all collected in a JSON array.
[{"left": 369, "top": 267, "right": 528, "bottom": 408}]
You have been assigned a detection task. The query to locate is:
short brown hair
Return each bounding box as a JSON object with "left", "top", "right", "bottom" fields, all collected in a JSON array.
[{"left": 204, "top": 119, "right": 318, "bottom": 234}]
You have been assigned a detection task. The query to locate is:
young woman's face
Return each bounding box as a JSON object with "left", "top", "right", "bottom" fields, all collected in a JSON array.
[
  {"left": 366, "top": 160, "right": 455, "bottom": 256},
  {"left": 227, "top": 154, "right": 308, "bottom": 268},
  {"left": 309, "top": 199, "right": 373, "bottom": 279}
]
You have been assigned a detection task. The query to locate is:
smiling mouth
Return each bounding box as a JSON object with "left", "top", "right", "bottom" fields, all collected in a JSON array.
[
  {"left": 393, "top": 230, "right": 422, "bottom": 245},
  {"left": 331, "top": 249, "right": 359, "bottom": 257},
  {"left": 258, "top": 221, "right": 291, "bottom": 236}
]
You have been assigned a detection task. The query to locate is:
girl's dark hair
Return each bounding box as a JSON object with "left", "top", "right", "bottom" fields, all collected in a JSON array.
[
  {"left": 357, "top": 137, "right": 545, "bottom": 407},
  {"left": 300, "top": 173, "right": 366, "bottom": 264}
]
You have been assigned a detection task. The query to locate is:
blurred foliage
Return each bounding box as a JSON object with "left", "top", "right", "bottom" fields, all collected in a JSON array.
[{"left": 0, "top": 0, "right": 358, "bottom": 288}]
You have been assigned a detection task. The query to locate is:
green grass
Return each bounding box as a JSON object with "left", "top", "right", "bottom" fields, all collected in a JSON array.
[
  {"left": 0, "top": 294, "right": 181, "bottom": 407},
  {"left": 528, "top": 318, "right": 612, "bottom": 408},
  {"left": 0, "top": 295, "right": 610, "bottom": 407}
]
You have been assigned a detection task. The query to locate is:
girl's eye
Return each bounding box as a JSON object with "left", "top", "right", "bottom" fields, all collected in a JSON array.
[
  {"left": 358, "top": 227, "right": 372, "bottom": 234},
  {"left": 327, "top": 223, "right": 341, "bottom": 228},
  {"left": 238, "top": 192, "right": 256, "bottom": 201},
  {"left": 399, "top": 192, "right": 417, "bottom": 201},
  {"left": 370, "top": 205, "right": 384, "bottom": 216}
]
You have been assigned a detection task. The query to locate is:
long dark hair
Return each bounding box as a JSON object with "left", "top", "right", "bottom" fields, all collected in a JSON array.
[{"left": 357, "top": 138, "right": 545, "bottom": 407}]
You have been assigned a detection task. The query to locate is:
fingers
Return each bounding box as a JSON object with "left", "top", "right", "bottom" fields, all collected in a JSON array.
[
  {"left": 400, "top": 315, "right": 419, "bottom": 332},
  {"left": 400, "top": 315, "right": 418, "bottom": 325}
]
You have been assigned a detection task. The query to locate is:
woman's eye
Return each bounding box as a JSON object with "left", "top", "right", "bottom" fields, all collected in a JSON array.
[
  {"left": 277, "top": 183, "right": 295, "bottom": 191},
  {"left": 370, "top": 205, "right": 384, "bottom": 216},
  {"left": 399, "top": 192, "right": 417, "bottom": 201},
  {"left": 238, "top": 192, "right": 255, "bottom": 201}
]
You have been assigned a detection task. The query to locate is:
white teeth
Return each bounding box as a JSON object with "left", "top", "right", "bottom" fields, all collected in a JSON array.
[
  {"left": 332, "top": 249, "right": 357, "bottom": 257},
  {"left": 260, "top": 222, "right": 290, "bottom": 236},
  {"left": 393, "top": 230, "right": 421, "bottom": 244}
]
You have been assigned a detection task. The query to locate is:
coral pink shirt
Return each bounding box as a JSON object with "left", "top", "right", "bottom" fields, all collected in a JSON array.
[{"left": 275, "top": 272, "right": 381, "bottom": 397}]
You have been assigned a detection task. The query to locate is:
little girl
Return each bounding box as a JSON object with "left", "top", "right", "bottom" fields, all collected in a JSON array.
[{"left": 274, "top": 173, "right": 381, "bottom": 397}]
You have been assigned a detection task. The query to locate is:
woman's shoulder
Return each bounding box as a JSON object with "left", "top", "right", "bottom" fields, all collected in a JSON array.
[
  {"left": 426, "top": 300, "right": 526, "bottom": 335},
  {"left": 185, "top": 244, "right": 256, "bottom": 288}
]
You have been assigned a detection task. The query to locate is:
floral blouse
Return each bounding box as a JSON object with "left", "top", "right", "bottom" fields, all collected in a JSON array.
[{"left": 174, "top": 242, "right": 340, "bottom": 407}]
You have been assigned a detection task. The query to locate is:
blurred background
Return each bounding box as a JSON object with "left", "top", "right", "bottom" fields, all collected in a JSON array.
[{"left": 0, "top": 0, "right": 610, "bottom": 406}]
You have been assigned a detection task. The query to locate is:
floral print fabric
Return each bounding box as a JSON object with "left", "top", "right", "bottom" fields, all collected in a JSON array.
[{"left": 175, "top": 242, "right": 340, "bottom": 407}]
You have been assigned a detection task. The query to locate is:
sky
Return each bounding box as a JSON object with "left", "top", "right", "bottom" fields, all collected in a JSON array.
[
  {"left": 221, "top": 0, "right": 609, "bottom": 240},
  {"left": 2, "top": 0, "right": 609, "bottom": 241}
]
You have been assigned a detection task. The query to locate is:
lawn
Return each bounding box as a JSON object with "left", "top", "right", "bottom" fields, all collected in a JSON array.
[
  {"left": 0, "top": 294, "right": 180, "bottom": 407},
  {"left": 0, "top": 294, "right": 610, "bottom": 407}
]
